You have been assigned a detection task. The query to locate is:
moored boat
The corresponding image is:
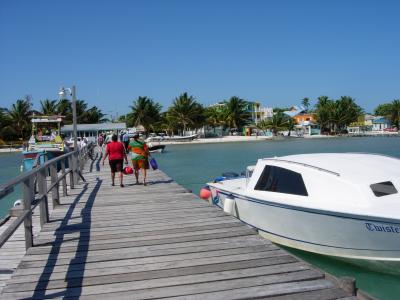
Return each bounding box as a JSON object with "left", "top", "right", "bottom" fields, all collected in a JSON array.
[
  {"left": 148, "top": 144, "right": 166, "bottom": 153},
  {"left": 22, "top": 115, "right": 66, "bottom": 171},
  {"left": 146, "top": 134, "right": 199, "bottom": 143},
  {"left": 207, "top": 153, "right": 400, "bottom": 266}
]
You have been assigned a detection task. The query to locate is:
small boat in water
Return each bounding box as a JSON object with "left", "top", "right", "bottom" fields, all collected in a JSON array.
[
  {"left": 22, "top": 115, "right": 66, "bottom": 171},
  {"left": 146, "top": 134, "right": 199, "bottom": 143},
  {"left": 147, "top": 142, "right": 166, "bottom": 153},
  {"left": 207, "top": 153, "right": 400, "bottom": 264}
]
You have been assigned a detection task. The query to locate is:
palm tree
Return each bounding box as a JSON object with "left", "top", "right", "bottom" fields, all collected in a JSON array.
[
  {"left": 167, "top": 93, "right": 204, "bottom": 135},
  {"left": 0, "top": 108, "right": 9, "bottom": 127},
  {"left": 287, "top": 117, "right": 296, "bottom": 136},
  {"left": 56, "top": 99, "right": 72, "bottom": 123},
  {"left": 374, "top": 103, "right": 392, "bottom": 117},
  {"left": 205, "top": 106, "right": 225, "bottom": 135},
  {"left": 40, "top": 99, "right": 58, "bottom": 115},
  {"left": 390, "top": 99, "right": 400, "bottom": 129},
  {"left": 75, "top": 100, "right": 88, "bottom": 123},
  {"left": 0, "top": 107, "right": 15, "bottom": 141},
  {"left": 127, "top": 96, "right": 162, "bottom": 133},
  {"left": 257, "top": 111, "right": 289, "bottom": 136},
  {"left": 8, "top": 97, "right": 33, "bottom": 139},
  {"left": 223, "top": 96, "right": 250, "bottom": 132},
  {"left": 160, "top": 112, "right": 178, "bottom": 136},
  {"left": 117, "top": 115, "right": 126, "bottom": 122},
  {"left": 330, "top": 96, "right": 363, "bottom": 133},
  {"left": 85, "top": 106, "right": 108, "bottom": 123},
  {"left": 374, "top": 100, "right": 400, "bottom": 129},
  {"left": 315, "top": 96, "right": 333, "bottom": 133},
  {"left": 301, "top": 97, "right": 310, "bottom": 112}
]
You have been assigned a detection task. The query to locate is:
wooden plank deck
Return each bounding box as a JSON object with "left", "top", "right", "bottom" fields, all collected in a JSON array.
[{"left": 0, "top": 148, "right": 357, "bottom": 299}]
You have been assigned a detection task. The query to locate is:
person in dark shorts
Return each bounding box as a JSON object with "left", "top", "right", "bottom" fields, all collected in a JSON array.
[
  {"left": 122, "top": 131, "right": 130, "bottom": 152},
  {"left": 102, "top": 134, "right": 128, "bottom": 187}
]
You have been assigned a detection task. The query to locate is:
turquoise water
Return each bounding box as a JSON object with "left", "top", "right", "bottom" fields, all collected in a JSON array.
[
  {"left": 0, "top": 152, "right": 23, "bottom": 219},
  {"left": 152, "top": 137, "right": 400, "bottom": 300},
  {"left": 1, "top": 138, "right": 400, "bottom": 299}
]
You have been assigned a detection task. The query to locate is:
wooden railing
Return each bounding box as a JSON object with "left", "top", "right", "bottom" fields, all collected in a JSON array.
[{"left": 0, "top": 143, "right": 95, "bottom": 250}]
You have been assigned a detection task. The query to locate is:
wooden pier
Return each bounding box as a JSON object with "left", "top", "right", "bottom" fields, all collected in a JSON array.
[{"left": 0, "top": 147, "right": 362, "bottom": 299}]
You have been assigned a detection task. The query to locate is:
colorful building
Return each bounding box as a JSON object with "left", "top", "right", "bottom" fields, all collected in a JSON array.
[
  {"left": 372, "top": 117, "right": 391, "bottom": 131},
  {"left": 246, "top": 102, "right": 273, "bottom": 124},
  {"left": 293, "top": 113, "right": 317, "bottom": 124}
]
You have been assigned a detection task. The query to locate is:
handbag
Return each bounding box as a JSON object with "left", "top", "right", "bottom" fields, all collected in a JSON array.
[{"left": 149, "top": 157, "right": 158, "bottom": 170}]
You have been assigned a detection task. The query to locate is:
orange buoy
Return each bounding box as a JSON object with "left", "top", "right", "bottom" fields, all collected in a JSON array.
[{"left": 199, "top": 187, "right": 212, "bottom": 200}]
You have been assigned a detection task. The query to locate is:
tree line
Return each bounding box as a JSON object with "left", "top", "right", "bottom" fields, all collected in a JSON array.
[
  {"left": 1, "top": 93, "right": 400, "bottom": 142},
  {"left": 121, "top": 94, "right": 399, "bottom": 137},
  {"left": 0, "top": 96, "right": 106, "bottom": 141},
  {"left": 120, "top": 93, "right": 252, "bottom": 137}
]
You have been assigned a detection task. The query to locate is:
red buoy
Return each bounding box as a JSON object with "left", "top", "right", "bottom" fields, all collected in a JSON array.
[
  {"left": 200, "top": 187, "right": 212, "bottom": 200},
  {"left": 123, "top": 166, "right": 133, "bottom": 175}
]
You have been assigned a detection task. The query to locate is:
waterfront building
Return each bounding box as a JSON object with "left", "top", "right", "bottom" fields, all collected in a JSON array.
[
  {"left": 247, "top": 102, "right": 273, "bottom": 124},
  {"left": 284, "top": 106, "right": 320, "bottom": 136},
  {"left": 293, "top": 112, "right": 317, "bottom": 124},
  {"left": 372, "top": 117, "right": 391, "bottom": 131},
  {"left": 294, "top": 121, "right": 321, "bottom": 136},
  {"left": 347, "top": 115, "right": 373, "bottom": 134},
  {"left": 283, "top": 105, "right": 305, "bottom": 118},
  {"left": 347, "top": 115, "right": 394, "bottom": 134},
  {"left": 61, "top": 123, "right": 126, "bottom": 141},
  {"left": 204, "top": 101, "right": 273, "bottom": 136}
]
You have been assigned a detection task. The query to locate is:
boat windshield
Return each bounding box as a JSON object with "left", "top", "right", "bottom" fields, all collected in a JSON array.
[{"left": 254, "top": 165, "right": 308, "bottom": 196}]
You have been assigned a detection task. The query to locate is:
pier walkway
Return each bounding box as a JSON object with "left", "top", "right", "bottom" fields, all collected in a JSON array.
[{"left": 0, "top": 149, "right": 359, "bottom": 299}]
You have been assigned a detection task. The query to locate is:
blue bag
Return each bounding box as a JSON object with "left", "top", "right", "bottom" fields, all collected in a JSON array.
[{"left": 150, "top": 157, "right": 158, "bottom": 170}]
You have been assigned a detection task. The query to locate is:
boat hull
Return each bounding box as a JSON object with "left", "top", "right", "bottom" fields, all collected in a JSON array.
[
  {"left": 211, "top": 188, "right": 400, "bottom": 263},
  {"left": 22, "top": 150, "right": 65, "bottom": 171},
  {"left": 149, "top": 145, "right": 165, "bottom": 153}
]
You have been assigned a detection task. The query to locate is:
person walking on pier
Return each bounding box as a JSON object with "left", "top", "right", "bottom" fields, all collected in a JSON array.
[
  {"left": 128, "top": 133, "right": 150, "bottom": 185},
  {"left": 102, "top": 134, "right": 128, "bottom": 187},
  {"left": 122, "top": 131, "right": 130, "bottom": 152}
]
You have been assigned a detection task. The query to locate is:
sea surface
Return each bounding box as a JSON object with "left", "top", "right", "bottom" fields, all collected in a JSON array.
[
  {"left": 0, "top": 137, "right": 399, "bottom": 299},
  {"left": 0, "top": 152, "right": 23, "bottom": 219},
  {"left": 152, "top": 137, "right": 400, "bottom": 300}
]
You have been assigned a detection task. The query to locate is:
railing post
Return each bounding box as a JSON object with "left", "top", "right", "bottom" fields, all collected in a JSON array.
[
  {"left": 22, "top": 177, "right": 34, "bottom": 249},
  {"left": 61, "top": 159, "right": 67, "bottom": 196},
  {"left": 37, "top": 168, "right": 49, "bottom": 227},
  {"left": 50, "top": 163, "right": 60, "bottom": 207},
  {"left": 73, "top": 151, "right": 79, "bottom": 185},
  {"left": 68, "top": 155, "right": 74, "bottom": 189}
]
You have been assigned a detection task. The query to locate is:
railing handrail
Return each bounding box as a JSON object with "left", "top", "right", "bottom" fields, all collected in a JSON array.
[
  {"left": 0, "top": 145, "right": 92, "bottom": 200},
  {"left": 0, "top": 142, "right": 95, "bottom": 250}
]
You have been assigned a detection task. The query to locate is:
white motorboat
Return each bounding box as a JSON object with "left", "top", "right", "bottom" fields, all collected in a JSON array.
[
  {"left": 207, "top": 153, "right": 400, "bottom": 263},
  {"left": 146, "top": 134, "right": 199, "bottom": 143}
]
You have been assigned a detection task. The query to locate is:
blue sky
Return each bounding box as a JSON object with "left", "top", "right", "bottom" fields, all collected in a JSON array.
[{"left": 0, "top": 0, "right": 399, "bottom": 116}]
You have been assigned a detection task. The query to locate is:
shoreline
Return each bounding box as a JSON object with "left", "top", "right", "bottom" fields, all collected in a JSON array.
[
  {"left": 0, "top": 148, "right": 22, "bottom": 153},
  {"left": 1, "top": 132, "right": 398, "bottom": 150},
  {"left": 155, "top": 133, "right": 398, "bottom": 145}
]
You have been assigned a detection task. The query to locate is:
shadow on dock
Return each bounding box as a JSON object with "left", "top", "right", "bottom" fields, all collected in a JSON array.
[{"left": 31, "top": 178, "right": 102, "bottom": 299}]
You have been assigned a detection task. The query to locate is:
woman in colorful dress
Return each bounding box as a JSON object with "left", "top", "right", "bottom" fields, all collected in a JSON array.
[{"left": 128, "top": 134, "right": 150, "bottom": 185}]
